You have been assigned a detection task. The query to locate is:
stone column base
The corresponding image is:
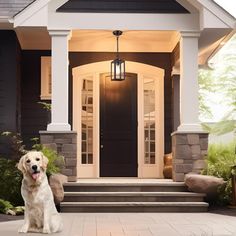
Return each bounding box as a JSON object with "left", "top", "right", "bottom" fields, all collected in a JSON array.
[
  {"left": 171, "top": 131, "right": 209, "bottom": 182},
  {"left": 39, "top": 131, "right": 77, "bottom": 182}
]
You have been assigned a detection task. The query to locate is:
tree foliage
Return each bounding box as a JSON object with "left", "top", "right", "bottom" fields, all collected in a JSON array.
[{"left": 199, "top": 34, "right": 236, "bottom": 135}]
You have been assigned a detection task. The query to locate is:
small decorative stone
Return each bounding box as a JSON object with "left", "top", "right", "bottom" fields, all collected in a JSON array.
[
  {"left": 72, "top": 137, "right": 77, "bottom": 144},
  {"left": 62, "top": 144, "right": 77, "bottom": 152},
  {"left": 62, "top": 152, "right": 77, "bottom": 158},
  {"left": 193, "top": 160, "right": 206, "bottom": 170},
  {"left": 191, "top": 145, "right": 201, "bottom": 155},
  {"left": 65, "top": 158, "right": 77, "bottom": 167},
  {"left": 175, "top": 164, "right": 193, "bottom": 173},
  {"left": 40, "top": 135, "right": 54, "bottom": 144},
  {"left": 175, "top": 135, "right": 188, "bottom": 144},
  {"left": 54, "top": 138, "right": 71, "bottom": 144},
  {"left": 172, "top": 172, "right": 185, "bottom": 182},
  {"left": 200, "top": 138, "right": 208, "bottom": 150},
  {"left": 187, "top": 134, "right": 199, "bottom": 145},
  {"left": 184, "top": 160, "right": 194, "bottom": 164},
  {"left": 192, "top": 154, "right": 201, "bottom": 160},
  {"left": 42, "top": 143, "right": 57, "bottom": 151},
  {"left": 172, "top": 136, "right": 176, "bottom": 147},
  {"left": 175, "top": 145, "right": 192, "bottom": 159},
  {"left": 61, "top": 168, "right": 73, "bottom": 176},
  {"left": 173, "top": 159, "right": 184, "bottom": 164},
  {"left": 72, "top": 168, "right": 77, "bottom": 176},
  {"left": 201, "top": 150, "right": 208, "bottom": 156}
]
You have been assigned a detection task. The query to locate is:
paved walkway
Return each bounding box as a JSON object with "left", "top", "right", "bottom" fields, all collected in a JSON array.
[{"left": 1, "top": 211, "right": 236, "bottom": 236}]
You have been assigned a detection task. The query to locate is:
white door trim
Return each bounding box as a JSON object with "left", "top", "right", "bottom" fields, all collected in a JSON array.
[{"left": 73, "top": 61, "right": 164, "bottom": 178}]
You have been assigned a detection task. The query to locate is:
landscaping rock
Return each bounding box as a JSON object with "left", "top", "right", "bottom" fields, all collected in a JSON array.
[
  {"left": 49, "top": 173, "right": 68, "bottom": 204},
  {"left": 185, "top": 174, "right": 226, "bottom": 200}
]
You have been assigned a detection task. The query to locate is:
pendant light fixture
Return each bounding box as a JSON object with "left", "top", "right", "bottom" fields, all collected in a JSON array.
[{"left": 111, "top": 30, "right": 125, "bottom": 81}]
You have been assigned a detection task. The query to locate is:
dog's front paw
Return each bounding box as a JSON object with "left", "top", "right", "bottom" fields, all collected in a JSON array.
[
  {"left": 43, "top": 227, "right": 51, "bottom": 234},
  {"left": 18, "top": 224, "right": 29, "bottom": 233}
]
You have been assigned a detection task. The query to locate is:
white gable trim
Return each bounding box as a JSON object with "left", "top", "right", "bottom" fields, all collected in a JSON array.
[
  {"left": 13, "top": 0, "right": 50, "bottom": 27},
  {"left": 12, "top": 0, "right": 235, "bottom": 30},
  {"left": 194, "top": 0, "right": 235, "bottom": 29}
]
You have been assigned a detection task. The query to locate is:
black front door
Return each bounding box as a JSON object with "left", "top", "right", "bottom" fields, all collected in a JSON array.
[{"left": 100, "top": 73, "right": 137, "bottom": 177}]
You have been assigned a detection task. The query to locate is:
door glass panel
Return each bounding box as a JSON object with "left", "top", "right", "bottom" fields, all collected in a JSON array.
[
  {"left": 144, "top": 78, "right": 156, "bottom": 164},
  {"left": 81, "top": 77, "right": 93, "bottom": 164}
]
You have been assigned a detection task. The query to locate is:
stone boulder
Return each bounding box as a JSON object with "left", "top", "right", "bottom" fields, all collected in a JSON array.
[
  {"left": 49, "top": 173, "right": 68, "bottom": 204},
  {"left": 185, "top": 173, "right": 226, "bottom": 200}
]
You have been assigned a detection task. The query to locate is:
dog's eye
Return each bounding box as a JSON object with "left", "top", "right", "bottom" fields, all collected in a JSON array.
[
  {"left": 36, "top": 158, "right": 40, "bottom": 161},
  {"left": 26, "top": 159, "right": 30, "bottom": 163}
]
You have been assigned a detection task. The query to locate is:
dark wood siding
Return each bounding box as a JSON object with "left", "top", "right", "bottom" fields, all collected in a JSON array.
[
  {"left": 21, "top": 51, "right": 51, "bottom": 148},
  {"left": 69, "top": 52, "right": 172, "bottom": 153},
  {"left": 0, "top": 30, "right": 21, "bottom": 156},
  {"left": 21, "top": 51, "right": 172, "bottom": 153}
]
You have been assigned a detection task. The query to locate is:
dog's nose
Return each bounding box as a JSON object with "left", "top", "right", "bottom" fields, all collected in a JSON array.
[{"left": 32, "top": 165, "right": 38, "bottom": 171}]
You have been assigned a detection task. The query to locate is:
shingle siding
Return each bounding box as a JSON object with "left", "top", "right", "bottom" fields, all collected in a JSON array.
[
  {"left": 0, "top": 30, "right": 21, "bottom": 156},
  {"left": 0, "top": 0, "right": 34, "bottom": 19}
]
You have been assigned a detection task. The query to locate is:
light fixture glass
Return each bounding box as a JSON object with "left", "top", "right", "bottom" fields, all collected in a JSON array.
[{"left": 111, "top": 30, "right": 125, "bottom": 81}]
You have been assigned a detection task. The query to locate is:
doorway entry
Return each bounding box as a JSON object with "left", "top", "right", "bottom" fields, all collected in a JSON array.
[
  {"left": 73, "top": 61, "right": 164, "bottom": 178},
  {"left": 100, "top": 73, "right": 137, "bottom": 177}
]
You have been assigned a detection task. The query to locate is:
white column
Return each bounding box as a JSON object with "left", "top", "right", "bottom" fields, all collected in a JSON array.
[
  {"left": 47, "top": 30, "right": 71, "bottom": 131},
  {"left": 178, "top": 31, "right": 202, "bottom": 132}
]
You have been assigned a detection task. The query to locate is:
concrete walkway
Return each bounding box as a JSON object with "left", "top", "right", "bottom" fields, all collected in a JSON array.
[{"left": 1, "top": 211, "right": 236, "bottom": 236}]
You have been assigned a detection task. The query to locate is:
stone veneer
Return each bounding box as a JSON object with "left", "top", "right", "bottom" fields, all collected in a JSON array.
[
  {"left": 171, "top": 131, "right": 209, "bottom": 182},
  {"left": 39, "top": 131, "right": 77, "bottom": 182}
]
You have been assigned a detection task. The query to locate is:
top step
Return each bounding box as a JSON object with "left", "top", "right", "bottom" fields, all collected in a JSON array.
[{"left": 63, "top": 182, "right": 188, "bottom": 192}]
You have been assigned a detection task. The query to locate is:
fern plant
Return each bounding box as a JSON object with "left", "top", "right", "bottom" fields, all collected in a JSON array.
[{"left": 202, "top": 140, "right": 236, "bottom": 205}]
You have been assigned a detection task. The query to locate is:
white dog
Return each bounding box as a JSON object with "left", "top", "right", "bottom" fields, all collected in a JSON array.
[{"left": 17, "top": 151, "right": 63, "bottom": 234}]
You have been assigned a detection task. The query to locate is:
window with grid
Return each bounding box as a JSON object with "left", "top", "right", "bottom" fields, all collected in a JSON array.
[
  {"left": 144, "top": 78, "right": 156, "bottom": 164},
  {"left": 81, "top": 78, "right": 93, "bottom": 164}
]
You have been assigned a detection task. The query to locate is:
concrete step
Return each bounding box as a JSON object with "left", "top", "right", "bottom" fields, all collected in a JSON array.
[
  {"left": 60, "top": 201, "right": 209, "bottom": 213},
  {"left": 63, "top": 191, "right": 205, "bottom": 202},
  {"left": 63, "top": 182, "right": 188, "bottom": 192}
]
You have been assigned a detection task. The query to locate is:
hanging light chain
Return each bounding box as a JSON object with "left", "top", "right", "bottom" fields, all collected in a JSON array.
[{"left": 116, "top": 34, "right": 119, "bottom": 59}]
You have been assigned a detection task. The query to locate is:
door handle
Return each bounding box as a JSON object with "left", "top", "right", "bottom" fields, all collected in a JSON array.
[{"left": 101, "top": 145, "right": 104, "bottom": 149}]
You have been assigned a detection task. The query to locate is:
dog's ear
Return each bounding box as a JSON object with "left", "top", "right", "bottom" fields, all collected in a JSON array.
[
  {"left": 41, "top": 152, "right": 49, "bottom": 171},
  {"left": 17, "top": 154, "right": 27, "bottom": 174}
]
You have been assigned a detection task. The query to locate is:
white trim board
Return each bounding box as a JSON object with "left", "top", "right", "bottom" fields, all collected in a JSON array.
[{"left": 73, "top": 61, "right": 164, "bottom": 178}]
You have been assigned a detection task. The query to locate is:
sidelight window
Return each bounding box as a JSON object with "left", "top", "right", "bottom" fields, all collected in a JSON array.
[
  {"left": 81, "top": 78, "right": 93, "bottom": 164},
  {"left": 144, "top": 78, "right": 156, "bottom": 164}
]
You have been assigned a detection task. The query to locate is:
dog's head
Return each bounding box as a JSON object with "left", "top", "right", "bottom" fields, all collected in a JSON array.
[{"left": 18, "top": 151, "right": 48, "bottom": 181}]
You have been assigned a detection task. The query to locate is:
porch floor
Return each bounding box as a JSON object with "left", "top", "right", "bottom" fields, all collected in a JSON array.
[{"left": 1, "top": 211, "right": 236, "bottom": 236}]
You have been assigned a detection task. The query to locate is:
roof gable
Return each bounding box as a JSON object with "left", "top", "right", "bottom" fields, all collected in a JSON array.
[
  {"left": 57, "top": 0, "right": 190, "bottom": 14},
  {"left": 12, "top": 0, "right": 235, "bottom": 30}
]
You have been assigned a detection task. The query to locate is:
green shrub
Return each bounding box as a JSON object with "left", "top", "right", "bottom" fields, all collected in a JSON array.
[
  {"left": 0, "top": 158, "right": 23, "bottom": 206},
  {"left": 0, "top": 199, "right": 13, "bottom": 214},
  {"left": 0, "top": 134, "right": 64, "bottom": 209},
  {"left": 41, "top": 147, "right": 65, "bottom": 176},
  {"left": 202, "top": 140, "right": 236, "bottom": 205},
  {"left": 31, "top": 139, "right": 65, "bottom": 176},
  {"left": 1, "top": 132, "right": 26, "bottom": 161},
  {"left": 0, "top": 199, "right": 24, "bottom": 215}
]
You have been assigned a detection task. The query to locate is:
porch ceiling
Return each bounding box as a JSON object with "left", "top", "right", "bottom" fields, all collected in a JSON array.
[
  {"left": 16, "top": 27, "right": 232, "bottom": 65},
  {"left": 16, "top": 28, "right": 180, "bottom": 52}
]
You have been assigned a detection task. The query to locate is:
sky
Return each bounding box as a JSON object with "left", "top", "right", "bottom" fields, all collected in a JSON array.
[{"left": 214, "top": 0, "right": 236, "bottom": 18}]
